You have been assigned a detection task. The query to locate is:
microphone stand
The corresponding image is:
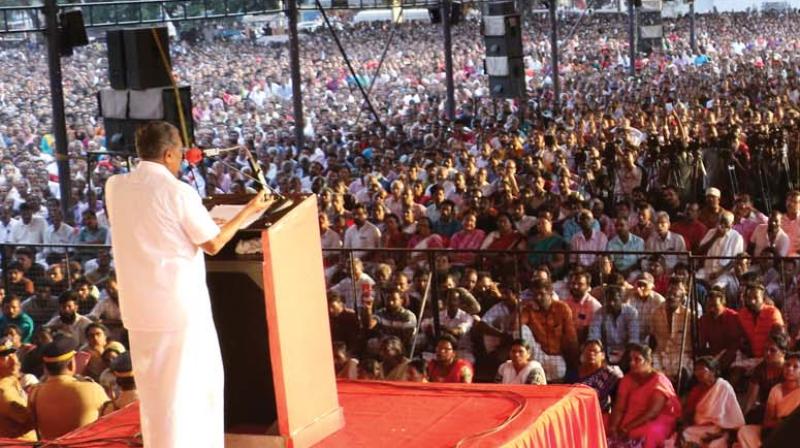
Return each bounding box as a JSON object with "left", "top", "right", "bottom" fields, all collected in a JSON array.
[{"left": 243, "top": 147, "right": 294, "bottom": 214}]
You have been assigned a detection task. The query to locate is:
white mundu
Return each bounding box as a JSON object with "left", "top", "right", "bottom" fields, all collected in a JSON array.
[{"left": 106, "top": 160, "right": 224, "bottom": 448}]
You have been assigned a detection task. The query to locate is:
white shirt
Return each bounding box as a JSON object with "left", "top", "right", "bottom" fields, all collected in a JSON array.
[
  {"left": 320, "top": 228, "right": 342, "bottom": 250},
  {"left": 439, "top": 308, "right": 474, "bottom": 354},
  {"left": 342, "top": 221, "right": 381, "bottom": 259},
  {"left": 496, "top": 360, "right": 547, "bottom": 385},
  {"left": 8, "top": 217, "right": 47, "bottom": 244},
  {"left": 0, "top": 218, "right": 19, "bottom": 243},
  {"left": 328, "top": 273, "right": 375, "bottom": 309},
  {"left": 750, "top": 224, "right": 790, "bottom": 257},
  {"left": 106, "top": 161, "right": 220, "bottom": 331},
  {"left": 699, "top": 228, "right": 745, "bottom": 274},
  {"left": 44, "top": 222, "right": 77, "bottom": 255}
]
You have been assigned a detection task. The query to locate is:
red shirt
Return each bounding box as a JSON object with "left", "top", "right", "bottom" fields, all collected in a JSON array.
[
  {"left": 698, "top": 308, "right": 743, "bottom": 357},
  {"left": 671, "top": 219, "right": 708, "bottom": 253},
  {"left": 427, "top": 358, "right": 474, "bottom": 383},
  {"left": 738, "top": 305, "right": 785, "bottom": 358}
]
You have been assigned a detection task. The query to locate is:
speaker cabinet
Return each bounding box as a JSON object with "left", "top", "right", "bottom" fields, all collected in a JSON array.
[
  {"left": 121, "top": 27, "right": 172, "bottom": 90},
  {"left": 106, "top": 30, "right": 127, "bottom": 90}
]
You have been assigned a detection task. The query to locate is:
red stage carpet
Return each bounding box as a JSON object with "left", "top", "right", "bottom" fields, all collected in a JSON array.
[{"left": 0, "top": 381, "right": 607, "bottom": 447}]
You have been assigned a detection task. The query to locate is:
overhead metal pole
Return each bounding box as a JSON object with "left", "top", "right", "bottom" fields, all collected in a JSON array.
[
  {"left": 549, "top": 0, "right": 560, "bottom": 111},
  {"left": 44, "top": 0, "right": 71, "bottom": 218},
  {"left": 627, "top": 0, "right": 636, "bottom": 76},
  {"left": 442, "top": 0, "right": 455, "bottom": 120},
  {"left": 689, "top": 0, "right": 696, "bottom": 54},
  {"left": 286, "top": 0, "right": 305, "bottom": 150}
]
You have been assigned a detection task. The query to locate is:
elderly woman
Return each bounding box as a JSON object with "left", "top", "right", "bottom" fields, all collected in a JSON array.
[
  {"left": 608, "top": 343, "right": 681, "bottom": 448},
  {"left": 495, "top": 338, "right": 547, "bottom": 385},
  {"left": 677, "top": 356, "right": 744, "bottom": 448},
  {"left": 448, "top": 211, "right": 486, "bottom": 266},
  {"left": 566, "top": 339, "right": 623, "bottom": 413},
  {"left": 737, "top": 352, "right": 800, "bottom": 448}
]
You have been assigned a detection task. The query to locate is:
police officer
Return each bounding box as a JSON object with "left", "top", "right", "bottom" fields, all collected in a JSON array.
[
  {"left": 28, "top": 334, "right": 109, "bottom": 439},
  {"left": 102, "top": 352, "right": 137, "bottom": 415},
  {"left": 0, "top": 336, "right": 35, "bottom": 441}
]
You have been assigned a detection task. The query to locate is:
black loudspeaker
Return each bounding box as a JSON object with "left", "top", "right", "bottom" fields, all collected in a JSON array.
[
  {"left": 102, "top": 86, "right": 194, "bottom": 151},
  {"left": 122, "top": 27, "right": 172, "bottom": 90},
  {"left": 451, "top": 2, "right": 463, "bottom": 24},
  {"left": 106, "top": 30, "right": 127, "bottom": 90},
  {"left": 161, "top": 86, "right": 194, "bottom": 146},
  {"left": 488, "top": 58, "right": 526, "bottom": 98},
  {"left": 429, "top": 8, "right": 442, "bottom": 24},
  {"left": 59, "top": 10, "right": 88, "bottom": 57},
  {"left": 331, "top": 0, "right": 348, "bottom": 7}
]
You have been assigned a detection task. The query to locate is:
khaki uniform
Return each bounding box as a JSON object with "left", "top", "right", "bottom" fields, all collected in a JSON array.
[
  {"left": 0, "top": 376, "right": 36, "bottom": 441},
  {"left": 29, "top": 375, "right": 109, "bottom": 439}
]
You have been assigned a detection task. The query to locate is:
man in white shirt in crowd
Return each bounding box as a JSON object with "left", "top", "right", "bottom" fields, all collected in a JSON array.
[
  {"left": 781, "top": 190, "right": 800, "bottom": 255},
  {"left": 343, "top": 203, "right": 381, "bottom": 261},
  {"left": 43, "top": 207, "right": 76, "bottom": 265},
  {"left": 328, "top": 257, "right": 375, "bottom": 310},
  {"left": 0, "top": 205, "right": 18, "bottom": 243},
  {"left": 696, "top": 211, "right": 744, "bottom": 288},
  {"left": 8, "top": 202, "right": 46, "bottom": 244}
]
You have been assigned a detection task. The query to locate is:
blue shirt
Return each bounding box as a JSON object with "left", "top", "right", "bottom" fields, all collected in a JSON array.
[
  {"left": 588, "top": 305, "right": 640, "bottom": 355},
  {"left": 562, "top": 217, "right": 600, "bottom": 242},
  {"left": 606, "top": 233, "right": 645, "bottom": 271}
]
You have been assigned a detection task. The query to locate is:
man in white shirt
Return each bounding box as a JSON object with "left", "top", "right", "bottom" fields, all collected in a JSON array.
[
  {"left": 781, "top": 190, "right": 800, "bottom": 255},
  {"left": 0, "top": 205, "right": 18, "bottom": 243},
  {"left": 343, "top": 203, "right": 381, "bottom": 260},
  {"left": 8, "top": 202, "right": 46, "bottom": 244},
  {"left": 328, "top": 257, "right": 375, "bottom": 310},
  {"left": 43, "top": 207, "right": 76, "bottom": 264},
  {"left": 696, "top": 211, "right": 745, "bottom": 288},
  {"left": 751, "top": 211, "right": 790, "bottom": 257},
  {"left": 105, "top": 122, "right": 271, "bottom": 448}
]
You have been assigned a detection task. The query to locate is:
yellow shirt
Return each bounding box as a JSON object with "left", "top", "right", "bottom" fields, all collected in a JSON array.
[
  {"left": 0, "top": 376, "right": 36, "bottom": 441},
  {"left": 29, "top": 375, "right": 109, "bottom": 439}
]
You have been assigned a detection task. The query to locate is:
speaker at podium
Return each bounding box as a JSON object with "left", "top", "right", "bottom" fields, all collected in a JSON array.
[{"left": 203, "top": 194, "right": 344, "bottom": 447}]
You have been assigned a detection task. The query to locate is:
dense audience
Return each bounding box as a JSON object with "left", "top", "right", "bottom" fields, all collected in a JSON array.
[{"left": 0, "top": 6, "right": 798, "bottom": 445}]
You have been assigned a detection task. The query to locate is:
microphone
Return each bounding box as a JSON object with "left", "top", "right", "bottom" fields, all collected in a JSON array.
[
  {"left": 243, "top": 147, "right": 294, "bottom": 214},
  {"left": 184, "top": 146, "right": 240, "bottom": 165}
]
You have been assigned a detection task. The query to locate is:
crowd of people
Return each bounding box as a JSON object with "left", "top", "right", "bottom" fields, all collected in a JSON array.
[{"left": 0, "top": 5, "right": 799, "bottom": 446}]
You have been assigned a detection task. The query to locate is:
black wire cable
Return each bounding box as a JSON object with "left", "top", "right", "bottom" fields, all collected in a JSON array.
[
  {"left": 353, "top": 7, "right": 406, "bottom": 127},
  {"left": 315, "top": 0, "right": 385, "bottom": 130}
]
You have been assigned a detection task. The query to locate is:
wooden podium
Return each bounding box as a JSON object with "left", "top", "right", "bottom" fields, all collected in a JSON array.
[{"left": 204, "top": 194, "right": 344, "bottom": 448}]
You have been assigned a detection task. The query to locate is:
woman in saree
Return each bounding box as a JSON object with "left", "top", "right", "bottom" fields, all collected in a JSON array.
[
  {"left": 566, "top": 339, "right": 623, "bottom": 414},
  {"left": 608, "top": 343, "right": 681, "bottom": 448},
  {"left": 480, "top": 212, "right": 526, "bottom": 277},
  {"left": 738, "top": 351, "right": 800, "bottom": 448},
  {"left": 448, "top": 211, "right": 486, "bottom": 267},
  {"left": 381, "top": 213, "right": 408, "bottom": 268},
  {"left": 677, "top": 356, "right": 744, "bottom": 448},
  {"left": 526, "top": 210, "right": 568, "bottom": 275},
  {"left": 407, "top": 217, "right": 445, "bottom": 267}
]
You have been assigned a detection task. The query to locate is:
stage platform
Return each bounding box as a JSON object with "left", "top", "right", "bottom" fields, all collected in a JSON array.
[{"left": 2, "top": 381, "right": 607, "bottom": 447}]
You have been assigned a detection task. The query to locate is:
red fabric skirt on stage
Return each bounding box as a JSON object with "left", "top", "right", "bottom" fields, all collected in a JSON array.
[{"left": 0, "top": 381, "right": 607, "bottom": 447}]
